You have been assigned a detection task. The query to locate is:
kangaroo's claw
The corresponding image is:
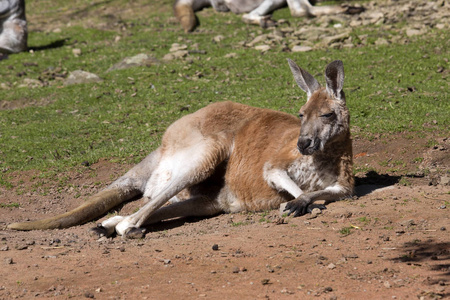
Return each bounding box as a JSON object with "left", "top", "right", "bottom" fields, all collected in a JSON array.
[
  {"left": 89, "top": 224, "right": 113, "bottom": 238},
  {"left": 123, "top": 227, "right": 147, "bottom": 239}
]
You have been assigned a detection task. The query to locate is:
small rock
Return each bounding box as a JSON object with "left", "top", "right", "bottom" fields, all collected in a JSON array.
[
  {"left": 319, "top": 31, "right": 351, "bottom": 47},
  {"left": 212, "top": 244, "right": 219, "bottom": 251},
  {"left": 213, "top": 35, "right": 225, "bottom": 43},
  {"left": 384, "top": 281, "right": 391, "bottom": 288},
  {"left": 232, "top": 266, "right": 240, "bottom": 273},
  {"left": 440, "top": 175, "right": 449, "bottom": 186},
  {"left": 5, "top": 257, "right": 13, "bottom": 264},
  {"left": 246, "top": 35, "right": 267, "bottom": 47},
  {"left": 375, "top": 38, "right": 389, "bottom": 46},
  {"left": 64, "top": 70, "right": 102, "bottom": 85},
  {"left": 327, "top": 263, "right": 336, "bottom": 270},
  {"left": 345, "top": 253, "right": 359, "bottom": 259},
  {"left": 72, "top": 48, "right": 81, "bottom": 57},
  {"left": 311, "top": 208, "right": 322, "bottom": 215},
  {"left": 162, "top": 53, "right": 175, "bottom": 61},
  {"left": 254, "top": 45, "right": 271, "bottom": 52},
  {"left": 18, "top": 78, "right": 43, "bottom": 88},
  {"left": 406, "top": 29, "right": 422, "bottom": 37},
  {"left": 171, "top": 50, "right": 189, "bottom": 59},
  {"left": 169, "top": 43, "right": 187, "bottom": 52},
  {"left": 224, "top": 53, "right": 237, "bottom": 58},
  {"left": 261, "top": 279, "right": 271, "bottom": 285},
  {"left": 84, "top": 291, "right": 94, "bottom": 298},
  {"left": 15, "top": 244, "right": 28, "bottom": 250},
  {"left": 107, "top": 53, "right": 159, "bottom": 72},
  {"left": 0, "top": 246, "right": 9, "bottom": 251},
  {"left": 291, "top": 45, "right": 313, "bottom": 52}
]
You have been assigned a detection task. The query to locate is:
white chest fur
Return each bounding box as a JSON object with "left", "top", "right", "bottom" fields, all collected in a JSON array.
[{"left": 287, "top": 156, "right": 337, "bottom": 193}]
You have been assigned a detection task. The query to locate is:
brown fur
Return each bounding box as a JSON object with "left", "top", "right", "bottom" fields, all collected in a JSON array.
[
  {"left": 173, "top": 1, "right": 197, "bottom": 32},
  {"left": 8, "top": 59, "right": 353, "bottom": 238}
]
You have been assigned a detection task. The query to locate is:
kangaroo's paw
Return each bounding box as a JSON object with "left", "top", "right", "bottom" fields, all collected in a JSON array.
[
  {"left": 123, "top": 227, "right": 147, "bottom": 239},
  {"left": 89, "top": 224, "right": 114, "bottom": 238},
  {"left": 284, "top": 195, "right": 312, "bottom": 217}
]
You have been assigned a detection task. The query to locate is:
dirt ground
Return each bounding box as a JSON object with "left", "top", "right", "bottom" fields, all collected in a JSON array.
[
  {"left": 1, "top": 133, "right": 449, "bottom": 299},
  {"left": 1, "top": 0, "right": 449, "bottom": 298}
]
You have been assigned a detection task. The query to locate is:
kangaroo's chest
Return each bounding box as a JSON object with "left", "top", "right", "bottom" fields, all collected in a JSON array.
[{"left": 287, "top": 156, "right": 337, "bottom": 192}]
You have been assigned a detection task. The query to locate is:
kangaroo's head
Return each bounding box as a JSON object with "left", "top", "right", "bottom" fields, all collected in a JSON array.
[{"left": 288, "top": 59, "right": 349, "bottom": 156}]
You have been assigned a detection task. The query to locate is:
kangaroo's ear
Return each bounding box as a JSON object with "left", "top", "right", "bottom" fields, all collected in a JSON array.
[
  {"left": 325, "top": 60, "right": 345, "bottom": 101},
  {"left": 287, "top": 59, "right": 321, "bottom": 98}
]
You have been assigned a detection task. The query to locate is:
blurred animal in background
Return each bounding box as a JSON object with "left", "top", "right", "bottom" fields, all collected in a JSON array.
[
  {"left": 174, "top": 0, "right": 364, "bottom": 32},
  {"left": 0, "top": 0, "right": 27, "bottom": 53}
]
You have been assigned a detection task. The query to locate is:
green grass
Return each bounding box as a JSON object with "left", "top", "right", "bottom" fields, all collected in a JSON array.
[
  {"left": 0, "top": 203, "right": 20, "bottom": 208},
  {"left": 0, "top": 0, "right": 449, "bottom": 174},
  {"left": 339, "top": 226, "right": 353, "bottom": 236}
]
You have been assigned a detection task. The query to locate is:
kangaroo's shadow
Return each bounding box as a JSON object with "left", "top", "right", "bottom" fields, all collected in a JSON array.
[
  {"left": 354, "top": 171, "right": 402, "bottom": 197},
  {"left": 144, "top": 215, "right": 218, "bottom": 233}
]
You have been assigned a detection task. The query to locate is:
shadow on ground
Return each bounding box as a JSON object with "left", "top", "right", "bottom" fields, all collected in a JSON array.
[
  {"left": 391, "top": 239, "right": 449, "bottom": 297},
  {"left": 354, "top": 171, "right": 401, "bottom": 197},
  {"left": 30, "top": 38, "right": 70, "bottom": 52}
]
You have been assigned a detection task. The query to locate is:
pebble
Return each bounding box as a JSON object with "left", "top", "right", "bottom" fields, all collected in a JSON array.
[
  {"left": 5, "top": 257, "right": 13, "bottom": 264},
  {"left": 15, "top": 244, "right": 28, "bottom": 250},
  {"left": 327, "top": 263, "right": 336, "bottom": 270},
  {"left": 291, "top": 45, "right": 313, "bottom": 52},
  {"left": 64, "top": 70, "right": 103, "bottom": 86},
  {"left": 254, "top": 45, "right": 271, "bottom": 52}
]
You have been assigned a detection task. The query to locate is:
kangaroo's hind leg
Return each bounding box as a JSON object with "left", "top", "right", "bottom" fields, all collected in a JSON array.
[
  {"left": 113, "top": 136, "right": 230, "bottom": 237},
  {"left": 89, "top": 148, "right": 162, "bottom": 237}
]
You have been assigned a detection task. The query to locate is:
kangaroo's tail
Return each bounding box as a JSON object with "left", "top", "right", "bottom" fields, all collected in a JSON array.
[{"left": 7, "top": 187, "right": 141, "bottom": 231}]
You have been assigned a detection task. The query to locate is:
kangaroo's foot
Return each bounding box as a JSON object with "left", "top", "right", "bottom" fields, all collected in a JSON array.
[
  {"left": 284, "top": 196, "right": 327, "bottom": 217},
  {"left": 122, "top": 227, "right": 147, "bottom": 239}
]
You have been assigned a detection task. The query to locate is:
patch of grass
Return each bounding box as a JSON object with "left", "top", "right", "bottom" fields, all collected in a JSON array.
[
  {"left": 413, "top": 157, "right": 424, "bottom": 163},
  {"left": 399, "top": 177, "right": 412, "bottom": 186},
  {"left": 339, "top": 226, "right": 353, "bottom": 236},
  {"left": 425, "top": 139, "right": 439, "bottom": 148},
  {"left": 0, "top": 203, "right": 20, "bottom": 208},
  {"left": 0, "top": 0, "right": 448, "bottom": 178},
  {"left": 231, "top": 221, "right": 248, "bottom": 227},
  {"left": 357, "top": 217, "right": 370, "bottom": 225}
]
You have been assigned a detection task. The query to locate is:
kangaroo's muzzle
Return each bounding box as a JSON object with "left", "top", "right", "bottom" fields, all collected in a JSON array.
[{"left": 297, "top": 136, "right": 320, "bottom": 155}]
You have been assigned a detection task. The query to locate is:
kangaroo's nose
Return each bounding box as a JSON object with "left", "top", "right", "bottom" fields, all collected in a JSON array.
[{"left": 297, "top": 137, "right": 312, "bottom": 153}]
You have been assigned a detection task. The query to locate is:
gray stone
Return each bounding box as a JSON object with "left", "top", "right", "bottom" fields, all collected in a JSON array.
[
  {"left": 18, "top": 78, "right": 43, "bottom": 88},
  {"left": 64, "top": 70, "right": 102, "bottom": 85},
  {"left": 107, "top": 53, "right": 159, "bottom": 72},
  {"left": 254, "top": 45, "right": 271, "bottom": 52},
  {"left": 291, "top": 45, "right": 313, "bottom": 52}
]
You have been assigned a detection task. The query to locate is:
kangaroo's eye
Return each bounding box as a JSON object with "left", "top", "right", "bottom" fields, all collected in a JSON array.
[
  {"left": 321, "top": 112, "right": 334, "bottom": 118},
  {"left": 298, "top": 113, "right": 304, "bottom": 119}
]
